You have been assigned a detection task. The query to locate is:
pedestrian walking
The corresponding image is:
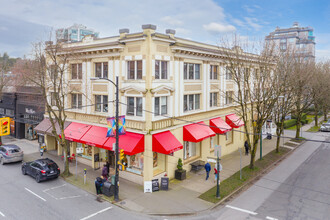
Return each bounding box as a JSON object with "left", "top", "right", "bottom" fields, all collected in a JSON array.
[
  {"left": 102, "top": 164, "right": 109, "bottom": 179},
  {"left": 204, "top": 162, "right": 211, "bottom": 180},
  {"left": 214, "top": 167, "right": 218, "bottom": 183},
  {"left": 244, "top": 140, "right": 249, "bottom": 155},
  {"left": 95, "top": 177, "right": 103, "bottom": 195}
]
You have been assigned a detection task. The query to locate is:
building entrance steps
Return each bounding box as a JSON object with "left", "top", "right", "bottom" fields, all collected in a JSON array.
[{"left": 2, "top": 129, "right": 298, "bottom": 215}]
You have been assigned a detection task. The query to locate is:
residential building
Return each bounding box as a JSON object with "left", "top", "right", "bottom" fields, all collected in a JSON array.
[
  {"left": 56, "top": 24, "right": 99, "bottom": 42},
  {"left": 36, "top": 24, "right": 259, "bottom": 185},
  {"left": 265, "top": 22, "right": 315, "bottom": 60}
]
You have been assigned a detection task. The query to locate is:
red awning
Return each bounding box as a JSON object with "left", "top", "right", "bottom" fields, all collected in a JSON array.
[
  {"left": 80, "top": 126, "right": 110, "bottom": 150},
  {"left": 104, "top": 132, "right": 144, "bottom": 155},
  {"left": 183, "top": 122, "right": 216, "bottom": 142},
  {"left": 63, "top": 122, "right": 92, "bottom": 142},
  {"left": 226, "top": 114, "right": 245, "bottom": 128},
  {"left": 153, "top": 131, "right": 183, "bottom": 154},
  {"left": 210, "top": 117, "right": 232, "bottom": 134}
]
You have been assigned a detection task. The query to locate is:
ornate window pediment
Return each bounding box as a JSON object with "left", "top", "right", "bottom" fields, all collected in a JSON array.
[
  {"left": 151, "top": 85, "right": 174, "bottom": 96},
  {"left": 120, "top": 85, "right": 147, "bottom": 96}
]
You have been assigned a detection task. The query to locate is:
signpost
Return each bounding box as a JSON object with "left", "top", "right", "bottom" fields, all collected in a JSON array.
[
  {"left": 215, "top": 145, "right": 222, "bottom": 199},
  {"left": 238, "top": 148, "right": 242, "bottom": 180}
]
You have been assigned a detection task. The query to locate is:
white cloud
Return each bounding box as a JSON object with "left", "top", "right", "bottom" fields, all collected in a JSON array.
[
  {"left": 232, "top": 19, "right": 245, "bottom": 27},
  {"left": 244, "top": 17, "right": 262, "bottom": 31},
  {"left": 203, "top": 22, "right": 236, "bottom": 34},
  {"left": 243, "top": 5, "right": 255, "bottom": 13},
  {"left": 161, "top": 16, "right": 183, "bottom": 26}
]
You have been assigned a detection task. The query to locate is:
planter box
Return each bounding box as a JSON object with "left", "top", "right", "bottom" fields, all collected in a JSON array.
[{"left": 175, "top": 169, "right": 186, "bottom": 180}]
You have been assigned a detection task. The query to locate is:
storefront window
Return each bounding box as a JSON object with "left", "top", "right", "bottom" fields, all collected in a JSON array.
[
  {"left": 183, "top": 142, "right": 197, "bottom": 160},
  {"left": 153, "top": 152, "right": 158, "bottom": 167},
  {"left": 77, "top": 143, "right": 92, "bottom": 160},
  {"left": 126, "top": 153, "right": 144, "bottom": 175}
]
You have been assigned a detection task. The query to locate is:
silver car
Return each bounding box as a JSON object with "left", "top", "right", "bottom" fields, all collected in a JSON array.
[
  {"left": 0, "top": 145, "right": 24, "bottom": 165},
  {"left": 320, "top": 122, "right": 330, "bottom": 132}
]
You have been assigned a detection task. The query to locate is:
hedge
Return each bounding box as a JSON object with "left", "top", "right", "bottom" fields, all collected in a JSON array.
[{"left": 284, "top": 119, "right": 297, "bottom": 128}]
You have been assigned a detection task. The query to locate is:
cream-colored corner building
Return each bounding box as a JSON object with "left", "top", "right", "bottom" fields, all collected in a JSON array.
[{"left": 39, "top": 24, "right": 254, "bottom": 185}]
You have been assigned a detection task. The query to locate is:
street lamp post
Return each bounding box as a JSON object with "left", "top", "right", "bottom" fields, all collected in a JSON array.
[{"left": 91, "top": 76, "right": 120, "bottom": 201}]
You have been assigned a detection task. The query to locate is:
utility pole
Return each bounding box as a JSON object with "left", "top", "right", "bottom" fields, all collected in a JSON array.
[
  {"left": 216, "top": 150, "right": 220, "bottom": 199},
  {"left": 114, "top": 76, "right": 119, "bottom": 201},
  {"left": 260, "top": 132, "right": 263, "bottom": 160}
]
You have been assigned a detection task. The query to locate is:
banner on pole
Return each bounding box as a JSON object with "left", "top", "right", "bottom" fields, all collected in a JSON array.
[{"left": 106, "top": 115, "right": 126, "bottom": 137}]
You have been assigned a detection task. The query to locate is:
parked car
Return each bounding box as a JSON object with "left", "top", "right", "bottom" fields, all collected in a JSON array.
[
  {"left": 22, "top": 158, "right": 60, "bottom": 183},
  {"left": 0, "top": 145, "right": 24, "bottom": 165},
  {"left": 320, "top": 122, "right": 330, "bottom": 132}
]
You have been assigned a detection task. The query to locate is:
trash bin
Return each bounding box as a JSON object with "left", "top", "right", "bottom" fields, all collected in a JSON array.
[
  {"left": 267, "top": 133, "right": 272, "bottom": 139},
  {"left": 102, "top": 181, "right": 114, "bottom": 197},
  {"left": 111, "top": 175, "right": 115, "bottom": 185}
]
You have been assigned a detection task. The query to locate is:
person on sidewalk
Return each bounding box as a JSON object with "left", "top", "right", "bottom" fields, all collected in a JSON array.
[
  {"left": 244, "top": 140, "right": 249, "bottom": 155},
  {"left": 214, "top": 167, "right": 218, "bottom": 183},
  {"left": 95, "top": 177, "right": 103, "bottom": 195},
  {"left": 204, "top": 162, "right": 211, "bottom": 180},
  {"left": 102, "top": 164, "right": 109, "bottom": 179}
]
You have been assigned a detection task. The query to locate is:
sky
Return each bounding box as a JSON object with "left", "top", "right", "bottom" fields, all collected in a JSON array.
[{"left": 0, "top": 0, "right": 329, "bottom": 60}]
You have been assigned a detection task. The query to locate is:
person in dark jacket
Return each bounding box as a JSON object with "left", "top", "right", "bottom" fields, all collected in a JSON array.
[
  {"left": 102, "top": 164, "right": 109, "bottom": 179},
  {"left": 204, "top": 162, "right": 211, "bottom": 180},
  {"left": 244, "top": 140, "right": 249, "bottom": 155},
  {"left": 95, "top": 177, "right": 103, "bottom": 195}
]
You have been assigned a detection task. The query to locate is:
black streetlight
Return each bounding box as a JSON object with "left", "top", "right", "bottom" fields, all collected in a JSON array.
[{"left": 90, "top": 76, "right": 120, "bottom": 201}]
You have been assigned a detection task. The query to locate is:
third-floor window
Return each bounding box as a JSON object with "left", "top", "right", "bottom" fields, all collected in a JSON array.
[
  {"left": 210, "top": 92, "right": 218, "bottom": 107},
  {"left": 71, "top": 93, "right": 82, "bottom": 109},
  {"left": 95, "top": 62, "right": 108, "bottom": 78},
  {"left": 127, "top": 60, "right": 142, "bottom": 80},
  {"left": 154, "top": 96, "right": 168, "bottom": 116},
  {"left": 226, "top": 67, "right": 233, "bottom": 80},
  {"left": 184, "top": 63, "right": 200, "bottom": 80},
  {"left": 210, "top": 65, "right": 218, "bottom": 80},
  {"left": 71, "top": 63, "right": 82, "bottom": 79},
  {"left": 95, "top": 95, "right": 108, "bottom": 113},
  {"left": 127, "top": 97, "right": 142, "bottom": 116},
  {"left": 155, "top": 60, "right": 168, "bottom": 79}
]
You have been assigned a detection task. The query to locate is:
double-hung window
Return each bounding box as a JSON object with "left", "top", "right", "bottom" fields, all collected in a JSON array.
[
  {"left": 225, "top": 91, "right": 233, "bottom": 104},
  {"left": 226, "top": 67, "right": 233, "bottom": 80},
  {"left": 51, "top": 92, "right": 57, "bottom": 106},
  {"left": 127, "top": 60, "right": 142, "bottom": 80},
  {"left": 127, "top": 97, "right": 142, "bottom": 116},
  {"left": 71, "top": 63, "right": 82, "bottom": 79},
  {"left": 154, "top": 96, "right": 167, "bottom": 116},
  {"left": 95, "top": 95, "right": 108, "bottom": 112},
  {"left": 210, "top": 92, "right": 218, "bottom": 107},
  {"left": 183, "top": 94, "right": 200, "bottom": 112},
  {"left": 184, "top": 63, "right": 200, "bottom": 80},
  {"left": 155, "top": 60, "right": 168, "bottom": 79},
  {"left": 95, "top": 62, "right": 108, "bottom": 78},
  {"left": 210, "top": 65, "right": 218, "bottom": 80},
  {"left": 71, "top": 94, "right": 82, "bottom": 109}
]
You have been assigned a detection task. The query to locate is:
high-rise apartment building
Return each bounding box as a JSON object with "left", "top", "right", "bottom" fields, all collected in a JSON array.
[
  {"left": 265, "top": 22, "right": 315, "bottom": 60},
  {"left": 56, "top": 24, "right": 99, "bottom": 42}
]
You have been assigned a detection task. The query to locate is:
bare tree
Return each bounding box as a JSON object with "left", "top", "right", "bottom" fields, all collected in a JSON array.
[
  {"left": 219, "top": 36, "right": 279, "bottom": 169},
  {"left": 12, "top": 38, "right": 75, "bottom": 176}
]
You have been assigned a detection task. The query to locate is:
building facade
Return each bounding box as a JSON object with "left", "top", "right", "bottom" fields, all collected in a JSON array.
[
  {"left": 56, "top": 24, "right": 99, "bottom": 42},
  {"left": 38, "top": 24, "right": 260, "bottom": 185},
  {"left": 265, "top": 22, "right": 315, "bottom": 60}
]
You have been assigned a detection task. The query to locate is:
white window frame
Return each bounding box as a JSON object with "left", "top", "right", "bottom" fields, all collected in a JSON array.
[
  {"left": 183, "top": 142, "right": 197, "bottom": 160},
  {"left": 155, "top": 60, "right": 168, "bottom": 79},
  {"left": 126, "top": 97, "right": 143, "bottom": 116},
  {"left": 71, "top": 93, "right": 82, "bottom": 109},
  {"left": 225, "top": 91, "right": 233, "bottom": 105},
  {"left": 184, "top": 63, "right": 200, "bottom": 80},
  {"left": 226, "top": 130, "right": 233, "bottom": 143},
  {"left": 184, "top": 94, "right": 200, "bottom": 112},
  {"left": 127, "top": 60, "right": 142, "bottom": 80},
  {"left": 71, "top": 63, "right": 82, "bottom": 80},
  {"left": 210, "top": 65, "right": 218, "bottom": 80},
  {"left": 226, "top": 67, "right": 233, "bottom": 80},
  {"left": 94, "top": 95, "right": 108, "bottom": 113},
  {"left": 154, "top": 96, "right": 168, "bottom": 116},
  {"left": 210, "top": 92, "right": 218, "bottom": 107},
  {"left": 95, "top": 62, "right": 108, "bottom": 78}
]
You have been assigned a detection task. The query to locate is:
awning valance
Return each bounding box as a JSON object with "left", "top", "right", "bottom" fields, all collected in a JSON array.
[
  {"left": 226, "top": 114, "right": 245, "bottom": 128},
  {"left": 34, "top": 118, "right": 52, "bottom": 134},
  {"left": 80, "top": 126, "right": 110, "bottom": 149},
  {"left": 183, "top": 122, "right": 216, "bottom": 142},
  {"left": 46, "top": 120, "right": 72, "bottom": 136},
  {"left": 104, "top": 132, "right": 144, "bottom": 155},
  {"left": 152, "top": 131, "right": 183, "bottom": 154},
  {"left": 63, "top": 122, "right": 92, "bottom": 142},
  {"left": 210, "top": 117, "right": 232, "bottom": 134}
]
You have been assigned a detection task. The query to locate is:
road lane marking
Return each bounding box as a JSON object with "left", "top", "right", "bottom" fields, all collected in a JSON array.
[
  {"left": 25, "top": 188, "right": 46, "bottom": 201},
  {"left": 80, "top": 207, "right": 112, "bottom": 220},
  {"left": 225, "top": 205, "right": 257, "bottom": 215},
  {"left": 266, "top": 216, "right": 278, "bottom": 220},
  {"left": 43, "top": 184, "right": 66, "bottom": 191},
  {"left": 0, "top": 211, "right": 5, "bottom": 217}
]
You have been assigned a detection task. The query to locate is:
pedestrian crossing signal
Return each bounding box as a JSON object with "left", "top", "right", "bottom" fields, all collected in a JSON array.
[{"left": 0, "top": 117, "right": 10, "bottom": 136}]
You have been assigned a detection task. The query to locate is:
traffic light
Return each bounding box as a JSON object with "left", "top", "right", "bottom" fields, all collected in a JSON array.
[
  {"left": 0, "top": 117, "right": 10, "bottom": 136},
  {"left": 119, "top": 149, "right": 125, "bottom": 161}
]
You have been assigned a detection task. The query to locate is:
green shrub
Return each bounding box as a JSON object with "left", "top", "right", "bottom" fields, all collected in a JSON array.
[
  {"left": 177, "top": 158, "right": 183, "bottom": 170},
  {"left": 284, "top": 119, "right": 297, "bottom": 128}
]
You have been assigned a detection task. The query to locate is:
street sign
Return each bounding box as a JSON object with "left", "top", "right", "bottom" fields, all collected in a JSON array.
[
  {"left": 214, "top": 145, "right": 222, "bottom": 157},
  {"left": 144, "top": 181, "right": 152, "bottom": 193},
  {"left": 76, "top": 147, "right": 83, "bottom": 154}
]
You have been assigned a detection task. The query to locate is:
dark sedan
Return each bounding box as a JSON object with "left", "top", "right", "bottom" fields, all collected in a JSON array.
[{"left": 22, "top": 158, "right": 60, "bottom": 183}]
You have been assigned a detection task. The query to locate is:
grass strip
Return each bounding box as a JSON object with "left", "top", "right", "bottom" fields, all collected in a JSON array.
[{"left": 199, "top": 147, "right": 290, "bottom": 203}]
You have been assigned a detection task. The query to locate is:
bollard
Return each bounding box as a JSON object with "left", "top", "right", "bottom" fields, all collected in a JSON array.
[{"left": 84, "top": 168, "right": 87, "bottom": 185}]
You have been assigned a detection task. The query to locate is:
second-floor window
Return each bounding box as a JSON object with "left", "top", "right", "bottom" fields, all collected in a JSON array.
[
  {"left": 71, "top": 63, "right": 82, "bottom": 79},
  {"left": 154, "top": 96, "right": 167, "bottom": 116},
  {"left": 95, "top": 62, "right": 108, "bottom": 78},
  {"left": 226, "top": 91, "right": 233, "bottom": 104},
  {"left": 155, "top": 60, "right": 168, "bottom": 79},
  {"left": 127, "top": 60, "right": 142, "bottom": 80},
  {"left": 71, "top": 94, "right": 82, "bottom": 109},
  {"left": 210, "top": 65, "right": 218, "bottom": 80},
  {"left": 127, "top": 97, "right": 142, "bottom": 116},
  {"left": 184, "top": 63, "right": 200, "bottom": 80},
  {"left": 51, "top": 92, "right": 57, "bottom": 106},
  {"left": 184, "top": 94, "right": 200, "bottom": 112},
  {"left": 95, "top": 95, "right": 108, "bottom": 112},
  {"left": 210, "top": 92, "right": 218, "bottom": 107}
]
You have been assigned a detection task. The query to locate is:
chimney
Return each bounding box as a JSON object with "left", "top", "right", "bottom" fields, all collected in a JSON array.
[
  {"left": 166, "top": 29, "right": 176, "bottom": 38},
  {"left": 119, "top": 28, "right": 129, "bottom": 38},
  {"left": 142, "top": 24, "right": 156, "bottom": 35}
]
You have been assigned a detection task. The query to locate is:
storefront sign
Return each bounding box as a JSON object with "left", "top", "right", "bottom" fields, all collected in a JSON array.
[
  {"left": 152, "top": 179, "right": 159, "bottom": 192},
  {"left": 144, "top": 181, "right": 152, "bottom": 193},
  {"left": 25, "top": 108, "right": 36, "bottom": 114},
  {"left": 161, "top": 177, "right": 169, "bottom": 191},
  {"left": 76, "top": 147, "right": 84, "bottom": 154}
]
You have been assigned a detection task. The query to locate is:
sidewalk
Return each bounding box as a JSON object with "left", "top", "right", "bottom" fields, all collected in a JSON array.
[{"left": 2, "top": 131, "right": 297, "bottom": 215}]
